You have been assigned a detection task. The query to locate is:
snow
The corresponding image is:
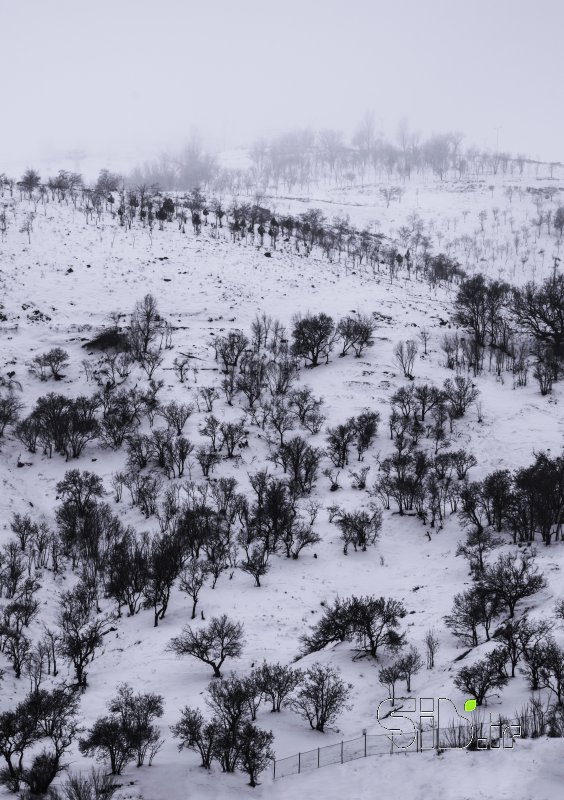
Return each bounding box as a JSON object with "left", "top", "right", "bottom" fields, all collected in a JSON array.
[{"left": 0, "top": 170, "right": 563, "bottom": 798}]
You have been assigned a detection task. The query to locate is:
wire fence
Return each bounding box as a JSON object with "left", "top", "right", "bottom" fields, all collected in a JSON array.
[
  {"left": 273, "top": 732, "right": 414, "bottom": 779},
  {"left": 272, "top": 712, "right": 553, "bottom": 780}
]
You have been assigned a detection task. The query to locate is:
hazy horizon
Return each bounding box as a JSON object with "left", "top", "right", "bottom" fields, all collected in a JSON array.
[{"left": 2, "top": 0, "right": 563, "bottom": 174}]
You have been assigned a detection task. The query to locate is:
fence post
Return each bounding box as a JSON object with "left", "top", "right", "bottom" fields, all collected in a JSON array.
[
  {"left": 341, "top": 741, "right": 344, "bottom": 763},
  {"left": 364, "top": 733, "right": 367, "bottom": 757},
  {"left": 273, "top": 760, "right": 276, "bottom": 780},
  {"left": 318, "top": 747, "right": 320, "bottom": 768},
  {"left": 298, "top": 751, "right": 301, "bottom": 774}
]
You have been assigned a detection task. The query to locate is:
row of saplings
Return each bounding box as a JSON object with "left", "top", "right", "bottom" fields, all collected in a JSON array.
[{"left": 0, "top": 658, "right": 352, "bottom": 795}]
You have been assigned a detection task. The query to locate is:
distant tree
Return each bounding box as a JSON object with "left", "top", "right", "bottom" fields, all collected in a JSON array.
[
  {"left": 457, "top": 481, "right": 487, "bottom": 535},
  {"left": 195, "top": 446, "right": 222, "bottom": 477},
  {"left": 199, "top": 414, "right": 221, "bottom": 452},
  {"left": 513, "top": 275, "right": 564, "bottom": 356},
  {"left": 179, "top": 559, "right": 210, "bottom": 619},
  {"left": 379, "top": 186, "right": 403, "bottom": 208},
  {"left": 353, "top": 411, "right": 379, "bottom": 460},
  {"left": 142, "top": 532, "right": 183, "bottom": 626},
  {"left": 237, "top": 723, "right": 274, "bottom": 787},
  {"left": 197, "top": 386, "right": 220, "bottom": 412},
  {"left": 105, "top": 534, "right": 149, "bottom": 617},
  {"left": 454, "top": 653, "right": 508, "bottom": 706},
  {"left": 291, "top": 313, "right": 336, "bottom": 367},
  {"left": 337, "top": 315, "right": 375, "bottom": 357},
  {"left": 213, "top": 330, "right": 250, "bottom": 371},
  {"left": 443, "top": 375, "right": 479, "bottom": 418},
  {"left": 272, "top": 436, "right": 322, "bottom": 496},
  {"left": 0, "top": 688, "right": 79, "bottom": 795},
  {"left": 238, "top": 542, "right": 270, "bottom": 587},
  {"left": 326, "top": 419, "right": 356, "bottom": 468},
  {"left": 302, "top": 595, "right": 406, "bottom": 659},
  {"left": 57, "top": 585, "right": 106, "bottom": 688},
  {"left": 266, "top": 398, "right": 295, "bottom": 446},
  {"left": 493, "top": 618, "right": 531, "bottom": 678},
  {"left": 256, "top": 662, "right": 303, "bottom": 712},
  {"left": 292, "top": 663, "right": 351, "bottom": 732},
  {"left": 288, "top": 386, "right": 325, "bottom": 433},
  {"left": 220, "top": 420, "right": 247, "bottom": 458},
  {"left": 333, "top": 508, "right": 382, "bottom": 554},
  {"left": 158, "top": 401, "right": 193, "bottom": 435},
  {"left": 423, "top": 134, "right": 451, "bottom": 180},
  {"left": 168, "top": 614, "right": 245, "bottom": 677},
  {"left": 533, "top": 356, "right": 556, "bottom": 395},
  {"left": 554, "top": 206, "right": 564, "bottom": 238},
  {"left": 19, "top": 212, "right": 35, "bottom": 243},
  {"left": 479, "top": 551, "right": 546, "bottom": 618},
  {"left": 453, "top": 275, "right": 489, "bottom": 345},
  {"left": 0, "top": 702, "right": 37, "bottom": 792},
  {"left": 456, "top": 527, "right": 503, "bottom": 575},
  {"left": 393, "top": 340, "right": 418, "bottom": 379},
  {"left": 173, "top": 355, "right": 191, "bottom": 383},
  {"left": 418, "top": 327, "right": 430, "bottom": 355},
  {"left": 56, "top": 470, "right": 104, "bottom": 516},
  {"left": 1, "top": 626, "right": 31, "bottom": 678},
  {"left": 200, "top": 675, "right": 250, "bottom": 772},
  {"left": 107, "top": 683, "right": 164, "bottom": 767},
  {"left": 450, "top": 449, "right": 478, "bottom": 480},
  {"left": 129, "top": 294, "right": 165, "bottom": 358},
  {"left": 396, "top": 646, "right": 423, "bottom": 692},
  {"left": 38, "top": 348, "right": 69, "bottom": 380},
  {"left": 0, "top": 206, "right": 8, "bottom": 241},
  {"left": 424, "top": 628, "right": 439, "bottom": 669},
  {"left": 20, "top": 169, "right": 41, "bottom": 198},
  {"left": 267, "top": 353, "right": 299, "bottom": 397},
  {"left": 378, "top": 662, "right": 403, "bottom": 705},
  {"left": 444, "top": 589, "right": 483, "bottom": 647},
  {"left": 0, "top": 392, "right": 24, "bottom": 437},
  {"left": 171, "top": 706, "right": 217, "bottom": 769},
  {"left": 482, "top": 469, "right": 513, "bottom": 532},
  {"left": 79, "top": 717, "right": 133, "bottom": 775},
  {"left": 538, "top": 641, "right": 564, "bottom": 704},
  {"left": 95, "top": 169, "right": 121, "bottom": 196}
]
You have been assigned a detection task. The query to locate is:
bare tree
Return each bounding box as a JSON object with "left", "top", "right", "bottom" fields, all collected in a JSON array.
[
  {"left": 168, "top": 614, "right": 245, "bottom": 677},
  {"left": 396, "top": 646, "right": 423, "bottom": 691},
  {"left": 425, "top": 628, "right": 439, "bottom": 669},
  {"left": 393, "top": 340, "right": 418, "bottom": 379},
  {"left": 418, "top": 327, "right": 430, "bottom": 355},
  {"left": 129, "top": 294, "right": 166, "bottom": 358},
  {"left": 179, "top": 559, "right": 210, "bottom": 619},
  {"left": 291, "top": 313, "right": 336, "bottom": 367},
  {"left": 0, "top": 392, "right": 24, "bottom": 436},
  {"left": 291, "top": 663, "right": 351, "bottom": 732},
  {"left": 479, "top": 551, "right": 546, "bottom": 618}
]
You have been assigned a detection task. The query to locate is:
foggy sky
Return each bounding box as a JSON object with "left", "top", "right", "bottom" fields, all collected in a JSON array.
[{"left": 2, "top": 0, "right": 563, "bottom": 170}]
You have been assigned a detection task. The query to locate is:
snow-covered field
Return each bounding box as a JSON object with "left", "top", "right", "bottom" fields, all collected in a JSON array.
[{"left": 0, "top": 171, "right": 563, "bottom": 799}]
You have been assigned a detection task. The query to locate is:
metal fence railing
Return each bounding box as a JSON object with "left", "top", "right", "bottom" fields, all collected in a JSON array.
[
  {"left": 272, "top": 714, "right": 547, "bottom": 780},
  {"left": 274, "top": 732, "right": 416, "bottom": 779}
]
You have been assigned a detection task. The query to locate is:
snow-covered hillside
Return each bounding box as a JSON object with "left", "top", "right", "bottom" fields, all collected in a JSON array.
[{"left": 0, "top": 177, "right": 563, "bottom": 800}]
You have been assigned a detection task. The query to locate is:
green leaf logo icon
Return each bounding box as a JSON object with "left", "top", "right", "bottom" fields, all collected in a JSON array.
[{"left": 464, "top": 699, "right": 477, "bottom": 712}]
